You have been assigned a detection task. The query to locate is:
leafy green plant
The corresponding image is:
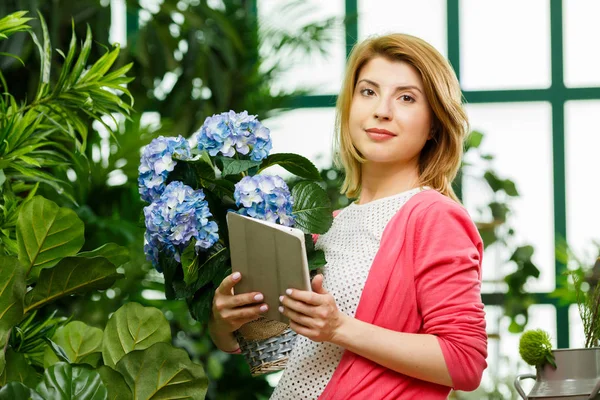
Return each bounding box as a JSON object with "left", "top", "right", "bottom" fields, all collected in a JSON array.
[
  {"left": 0, "top": 10, "right": 132, "bottom": 255},
  {"left": 462, "top": 130, "right": 540, "bottom": 333},
  {"left": 0, "top": 303, "right": 208, "bottom": 400},
  {"left": 518, "top": 329, "right": 556, "bottom": 368}
]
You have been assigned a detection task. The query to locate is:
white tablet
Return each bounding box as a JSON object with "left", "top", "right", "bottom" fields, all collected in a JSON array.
[{"left": 226, "top": 211, "right": 312, "bottom": 323}]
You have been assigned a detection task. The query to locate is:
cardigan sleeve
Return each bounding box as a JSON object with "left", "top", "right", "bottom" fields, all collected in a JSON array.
[{"left": 412, "top": 200, "right": 488, "bottom": 391}]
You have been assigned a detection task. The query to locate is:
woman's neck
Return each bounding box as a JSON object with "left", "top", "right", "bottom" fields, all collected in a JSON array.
[{"left": 358, "top": 162, "right": 420, "bottom": 205}]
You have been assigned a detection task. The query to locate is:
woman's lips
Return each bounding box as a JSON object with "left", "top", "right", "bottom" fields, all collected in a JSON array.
[{"left": 365, "top": 128, "right": 395, "bottom": 141}]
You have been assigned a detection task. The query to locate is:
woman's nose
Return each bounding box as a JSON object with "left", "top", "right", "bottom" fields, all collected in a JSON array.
[{"left": 373, "top": 98, "right": 392, "bottom": 121}]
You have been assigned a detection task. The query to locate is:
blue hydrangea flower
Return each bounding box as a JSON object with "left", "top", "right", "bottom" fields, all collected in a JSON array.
[
  {"left": 138, "top": 136, "right": 191, "bottom": 203},
  {"left": 234, "top": 175, "right": 294, "bottom": 226},
  {"left": 193, "top": 110, "right": 272, "bottom": 162},
  {"left": 143, "top": 181, "right": 219, "bottom": 270}
]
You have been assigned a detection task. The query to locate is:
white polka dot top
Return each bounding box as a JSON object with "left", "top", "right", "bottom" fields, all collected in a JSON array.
[{"left": 270, "top": 187, "right": 427, "bottom": 400}]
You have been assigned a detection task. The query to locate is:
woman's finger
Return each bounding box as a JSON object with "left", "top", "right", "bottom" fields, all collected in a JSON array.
[
  {"left": 229, "top": 292, "right": 264, "bottom": 308},
  {"left": 279, "top": 305, "right": 314, "bottom": 328},
  {"left": 223, "top": 304, "right": 268, "bottom": 321},
  {"left": 280, "top": 295, "right": 316, "bottom": 316}
]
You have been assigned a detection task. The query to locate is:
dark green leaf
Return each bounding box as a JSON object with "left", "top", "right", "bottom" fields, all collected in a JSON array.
[
  {"left": 0, "top": 382, "right": 43, "bottom": 400},
  {"left": 102, "top": 302, "right": 171, "bottom": 369},
  {"left": 97, "top": 366, "right": 131, "bottom": 400},
  {"left": 24, "top": 256, "right": 122, "bottom": 314},
  {"left": 36, "top": 362, "right": 107, "bottom": 400},
  {"left": 77, "top": 243, "right": 130, "bottom": 267},
  {"left": 45, "top": 338, "right": 71, "bottom": 364},
  {"left": 503, "top": 179, "right": 519, "bottom": 196},
  {"left": 483, "top": 171, "right": 503, "bottom": 193},
  {"left": 187, "top": 286, "right": 215, "bottom": 324},
  {"left": 216, "top": 157, "right": 261, "bottom": 176},
  {"left": 291, "top": 181, "right": 333, "bottom": 234},
  {"left": 116, "top": 342, "right": 208, "bottom": 400},
  {"left": 259, "top": 153, "right": 321, "bottom": 180},
  {"left": 0, "top": 255, "right": 25, "bottom": 349},
  {"left": 0, "top": 349, "right": 38, "bottom": 388},
  {"left": 307, "top": 249, "right": 326, "bottom": 271},
  {"left": 17, "top": 196, "right": 85, "bottom": 280}
]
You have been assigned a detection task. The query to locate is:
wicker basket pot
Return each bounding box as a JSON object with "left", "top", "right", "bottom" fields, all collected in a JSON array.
[{"left": 234, "top": 318, "right": 297, "bottom": 376}]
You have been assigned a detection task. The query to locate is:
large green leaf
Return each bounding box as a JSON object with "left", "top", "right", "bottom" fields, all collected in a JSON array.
[
  {"left": 16, "top": 196, "right": 85, "bottom": 279},
  {"left": 291, "top": 181, "right": 333, "bottom": 234},
  {"left": 24, "top": 256, "right": 122, "bottom": 314},
  {"left": 78, "top": 243, "right": 130, "bottom": 267},
  {"left": 102, "top": 303, "right": 171, "bottom": 369},
  {"left": 174, "top": 245, "right": 229, "bottom": 298},
  {"left": 0, "top": 382, "right": 43, "bottom": 400},
  {"left": 215, "top": 156, "right": 261, "bottom": 176},
  {"left": 0, "top": 256, "right": 25, "bottom": 348},
  {"left": 116, "top": 342, "right": 208, "bottom": 400},
  {"left": 44, "top": 321, "right": 103, "bottom": 368},
  {"left": 0, "top": 349, "right": 38, "bottom": 388},
  {"left": 36, "top": 362, "right": 107, "bottom": 400},
  {"left": 97, "top": 366, "right": 131, "bottom": 400},
  {"left": 259, "top": 153, "right": 321, "bottom": 180}
]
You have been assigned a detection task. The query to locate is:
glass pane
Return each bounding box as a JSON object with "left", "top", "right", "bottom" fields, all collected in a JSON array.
[
  {"left": 570, "top": 304, "right": 585, "bottom": 348},
  {"left": 357, "top": 0, "right": 447, "bottom": 57},
  {"left": 258, "top": 0, "right": 345, "bottom": 95},
  {"left": 459, "top": 0, "right": 551, "bottom": 90},
  {"left": 477, "top": 305, "right": 557, "bottom": 397},
  {"left": 564, "top": 1, "right": 600, "bottom": 87},
  {"left": 462, "top": 103, "right": 554, "bottom": 293},
  {"left": 565, "top": 101, "right": 600, "bottom": 261},
  {"left": 263, "top": 108, "right": 336, "bottom": 176}
]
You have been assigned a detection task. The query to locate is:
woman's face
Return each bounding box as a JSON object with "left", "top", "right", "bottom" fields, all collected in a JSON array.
[{"left": 348, "top": 56, "right": 433, "bottom": 168}]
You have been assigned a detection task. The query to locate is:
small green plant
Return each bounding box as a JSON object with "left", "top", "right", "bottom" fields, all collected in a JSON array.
[
  {"left": 569, "top": 264, "right": 600, "bottom": 348},
  {"left": 518, "top": 329, "right": 556, "bottom": 368}
]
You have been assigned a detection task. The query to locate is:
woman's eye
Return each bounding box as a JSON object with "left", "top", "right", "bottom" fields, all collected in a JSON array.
[
  {"left": 400, "top": 94, "right": 415, "bottom": 102},
  {"left": 360, "top": 88, "right": 375, "bottom": 96}
]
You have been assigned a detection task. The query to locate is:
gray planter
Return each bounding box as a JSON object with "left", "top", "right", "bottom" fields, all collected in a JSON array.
[{"left": 515, "top": 348, "right": 600, "bottom": 399}]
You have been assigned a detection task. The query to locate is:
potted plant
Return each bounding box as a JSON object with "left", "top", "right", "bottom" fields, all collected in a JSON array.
[
  {"left": 515, "top": 260, "right": 600, "bottom": 399},
  {"left": 138, "top": 110, "right": 333, "bottom": 375}
]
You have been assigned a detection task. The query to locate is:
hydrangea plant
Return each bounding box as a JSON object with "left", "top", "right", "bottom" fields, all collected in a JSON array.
[{"left": 138, "top": 110, "right": 333, "bottom": 323}]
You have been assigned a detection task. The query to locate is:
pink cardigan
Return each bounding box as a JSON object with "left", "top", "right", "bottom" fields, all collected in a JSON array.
[{"left": 318, "top": 190, "right": 488, "bottom": 399}]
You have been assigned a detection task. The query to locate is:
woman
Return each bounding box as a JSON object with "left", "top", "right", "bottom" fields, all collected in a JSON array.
[{"left": 209, "top": 33, "right": 488, "bottom": 399}]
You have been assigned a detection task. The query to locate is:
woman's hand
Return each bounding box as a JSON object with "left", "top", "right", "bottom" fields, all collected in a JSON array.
[
  {"left": 211, "top": 272, "right": 269, "bottom": 333},
  {"left": 279, "top": 274, "right": 348, "bottom": 343}
]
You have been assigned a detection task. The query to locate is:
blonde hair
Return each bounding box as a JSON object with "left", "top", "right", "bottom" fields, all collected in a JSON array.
[{"left": 334, "top": 33, "right": 468, "bottom": 202}]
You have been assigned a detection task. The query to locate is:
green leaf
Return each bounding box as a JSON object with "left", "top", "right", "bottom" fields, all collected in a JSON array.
[
  {"left": 0, "top": 255, "right": 25, "bottom": 348},
  {"left": 16, "top": 196, "right": 85, "bottom": 280},
  {"left": 186, "top": 286, "right": 214, "bottom": 324},
  {"left": 0, "top": 382, "right": 43, "bottom": 400},
  {"left": 0, "top": 349, "right": 38, "bottom": 388},
  {"left": 259, "top": 153, "right": 321, "bottom": 180},
  {"left": 115, "top": 342, "right": 208, "bottom": 400},
  {"left": 44, "top": 321, "right": 103, "bottom": 368},
  {"left": 181, "top": 243, "right": 199, "bottom": 286},
  {"left": 173, "top": 245, "right": 229, "bottom": 298},
  {"left": 503, "top": 179, "right": 519, "bottom": 196},
  {"left": 77, "top": 243, "right": 130, "bottom": 267},
  {"left": 307, "top": 249, "right": 326, "bottom": 271},
  {"left": 291, "top": 181, "right": 333, "bottom": 234},
  {"left": 24, "top": 256, "right": 122, "bottom": 314},
  {"left": 32, "top": 12, "right": 52, "bottom": 100},
  {"left": 216, "top": 157, "right": 261, "bottom": 176},
  {"left": 465, "top": 131, "right": 484, "bottom": 150},
  {"left": 101, "top": 303, "right": 171, "bottom": 369},
  {"left": 45, "top": 338, "right": 72, "bottom": 364},
  {"left": 97, "top": 366, "right": 131, "bottom": 400},
  {"left": 36, "top": 362, "right": 107, "bottom": 400}
]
